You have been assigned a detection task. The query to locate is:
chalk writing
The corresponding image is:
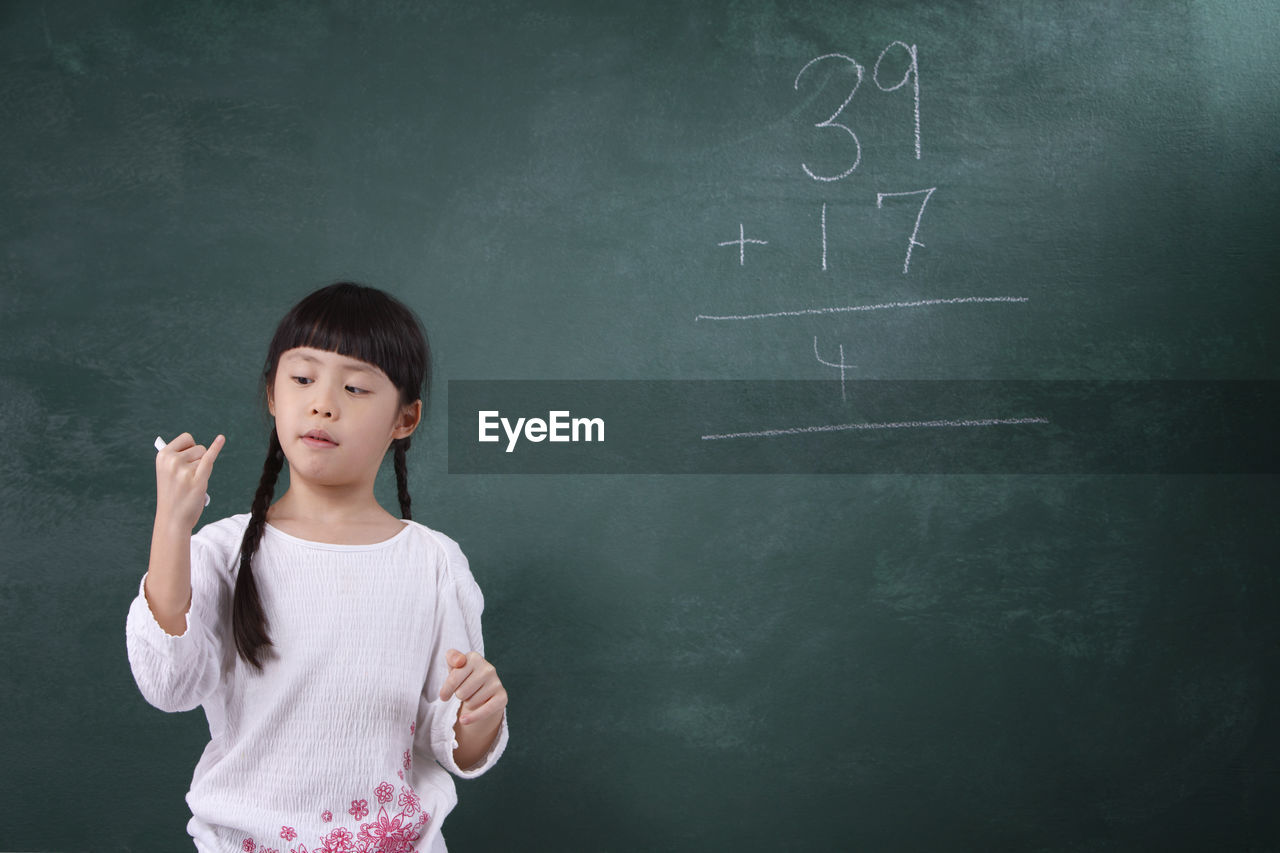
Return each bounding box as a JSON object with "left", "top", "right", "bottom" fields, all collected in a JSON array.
[
  {"left": 877, "top": 187, "right": 936, "bottom": 274},
  {"left": 821, "top": 202, "right": 828, "bottom": 271},
  {"left": 702, "top": 416, "right": 1050, "bottom": 441},
  {"left": 813, "top": 336, "right": 855, "bottom": 402},
  {"left": 718, "top": 223, "right": 768, "bottom": 266},
  {"left": 873, "top": 41, "right": 922, "bottom": 160},
  {"left": 697, "top": 42, "right": 1044, "bottom": 437},
  {"left": 695, "top": 295, "right": 1028, "bottom": 323},
  {"left": 794, "top": 53, "right": 864, "bottom": 182},
  {"left": 795, "top": 42, "right": 922, "bottom": 179}
]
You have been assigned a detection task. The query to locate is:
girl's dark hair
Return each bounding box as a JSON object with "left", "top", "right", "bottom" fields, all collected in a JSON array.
[{"left": 233, "top": 282, "right": 431, "bottom": 670}]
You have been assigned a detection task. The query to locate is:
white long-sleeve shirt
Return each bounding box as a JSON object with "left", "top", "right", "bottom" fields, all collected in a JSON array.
[{"left": 125, "top": 513, "right": 508, "bottom": 853}]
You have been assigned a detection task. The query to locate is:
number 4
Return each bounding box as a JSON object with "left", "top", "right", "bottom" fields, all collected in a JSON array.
[{"left": 877, "top": 187, "right": 936, "bottom": 274}]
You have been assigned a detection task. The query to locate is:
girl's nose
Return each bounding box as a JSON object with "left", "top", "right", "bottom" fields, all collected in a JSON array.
[{"left": 310, "top": 386, "right": 338, "bottom": 418}]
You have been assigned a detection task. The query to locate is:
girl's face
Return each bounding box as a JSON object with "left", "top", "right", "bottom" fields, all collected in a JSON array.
[{"left": 268, "top": 346, "right": 420, "bottom": 493}]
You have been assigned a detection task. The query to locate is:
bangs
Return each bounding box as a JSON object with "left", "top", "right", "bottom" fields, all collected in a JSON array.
[{"left": 265, "top": 283, "right": 429, "bottom": 403}]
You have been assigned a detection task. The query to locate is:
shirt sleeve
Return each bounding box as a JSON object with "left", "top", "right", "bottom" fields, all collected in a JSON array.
[
  {"left": 125, "top": 520, "right": 235, "bottom": 713},
  {"left": 415, "top": 531, "right": 509, "bottom": 779}
]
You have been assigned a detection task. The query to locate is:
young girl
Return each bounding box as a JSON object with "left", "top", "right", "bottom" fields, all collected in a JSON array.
[{"left": 126, "top": 282, "right": 508, "bottom": 853}]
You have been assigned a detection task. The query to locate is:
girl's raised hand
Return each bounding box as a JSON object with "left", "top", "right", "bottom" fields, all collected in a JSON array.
[
  {"left": 155, "top": 432, "right": 225, "bottom": 530},
  {"left": 439, "top": 649, "right": 507, "bottom": 728}
]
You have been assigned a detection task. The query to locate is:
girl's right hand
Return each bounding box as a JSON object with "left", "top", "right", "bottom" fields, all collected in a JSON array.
[{"left": 155, "top": 432, "right": 225, "bottom": 530}]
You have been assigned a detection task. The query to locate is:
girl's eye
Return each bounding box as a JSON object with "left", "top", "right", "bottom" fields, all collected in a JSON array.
[
  {"left": 292, "top": 376, "right": 313, "bottom": 386},
  {"left": 345, "top": 385, "right": 368, "bottom": 395}
]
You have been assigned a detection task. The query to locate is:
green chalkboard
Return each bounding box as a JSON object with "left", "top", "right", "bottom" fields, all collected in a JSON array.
[{"left": 2, "top": 1, "right": 1278, "bottom": 850}]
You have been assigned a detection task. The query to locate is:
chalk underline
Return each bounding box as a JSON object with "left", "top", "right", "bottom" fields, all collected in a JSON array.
[
  {"left": 695, "top": 295, "right": 1029, "bottom": 322},
  {"left": 701, "top": 416, "right": 1050, "bottom": 440}
]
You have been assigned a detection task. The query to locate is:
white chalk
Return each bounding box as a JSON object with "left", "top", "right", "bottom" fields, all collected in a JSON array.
[{"left": 155, "top": 436, "right": 211, "bottom": 506}]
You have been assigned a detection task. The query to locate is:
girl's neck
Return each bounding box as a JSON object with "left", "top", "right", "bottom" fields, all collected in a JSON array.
[{"left": 265, "top": 487, "right": 404, "bottom": 545}]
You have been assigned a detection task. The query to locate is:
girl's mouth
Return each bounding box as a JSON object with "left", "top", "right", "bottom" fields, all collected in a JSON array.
[{"left": 302, "top": 430, "right": 338, "bottom": 447}]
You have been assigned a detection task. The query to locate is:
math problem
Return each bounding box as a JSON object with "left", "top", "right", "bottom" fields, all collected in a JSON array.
[{"left": 697, "top": 40, "right": 1044, "bottom": 438}]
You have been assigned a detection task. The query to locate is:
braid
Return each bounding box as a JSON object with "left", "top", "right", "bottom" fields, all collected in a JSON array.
[
  {"left": 233, "top": 429, "right": 284, "bottom": 670},
  {"left": 393, "top": 437, "right": 412, "bottom": 520}
]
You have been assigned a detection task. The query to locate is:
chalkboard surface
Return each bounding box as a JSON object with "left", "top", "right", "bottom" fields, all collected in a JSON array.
[{"left": 2, "top": 1, "right": 1277, "bottom": 850}]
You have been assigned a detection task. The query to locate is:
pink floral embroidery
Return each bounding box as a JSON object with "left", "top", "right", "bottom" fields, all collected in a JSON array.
[
  {"left": 244, "top": 840, "right": 257, "bottom": 853},
  {"left": 398, "top": 786, "right": 420, "bottom": 816},
  {"left": 409, "top": 721, "right": 416, "bottom": 735},
  {"left": 356, "top": 807, "right": 422, "bottom": 851},
  {"left": 317, "top": 827, "right": 355, "bottom": 853},
  {"left": 285, "top": 778, "right": 432, "bottom": 852},
  {"left": 402, "top": 749, "right": 412, "bottom": 770},
  {"left": 262, "top": 849, "right": 279, "bottom": 853},
  {"left": 397, "top": 769, "right": 404, "bottom": 780}
]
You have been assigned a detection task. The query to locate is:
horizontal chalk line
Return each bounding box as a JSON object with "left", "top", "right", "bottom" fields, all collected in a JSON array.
[
  {"left": 695, "top": 295, "right": 1028, "bottom": 322},
  {"left": 701, "top": 416, "right": 1050, "bottom": 440}
]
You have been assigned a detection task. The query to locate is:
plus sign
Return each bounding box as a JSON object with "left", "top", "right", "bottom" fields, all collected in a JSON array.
[{"left": 718, "top": 223, "right": 768, "bottom": 266}]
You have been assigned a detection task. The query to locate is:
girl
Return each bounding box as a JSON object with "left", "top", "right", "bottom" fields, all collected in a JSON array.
[{"left": 126, "top": 282, "right": 508, "bottom": 853}]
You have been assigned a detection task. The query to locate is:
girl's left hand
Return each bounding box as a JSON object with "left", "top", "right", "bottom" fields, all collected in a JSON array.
[{"left": 439, "top": 649, "right": 507, "bottom": 727}]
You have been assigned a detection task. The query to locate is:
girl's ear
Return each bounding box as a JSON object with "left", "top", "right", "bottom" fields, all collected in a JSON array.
[
  {"left": 392, "top": 399, "right": 422, "bottom": 440},
  {"left": 266, "top": 385, "right": 275, "bottom": 417}
]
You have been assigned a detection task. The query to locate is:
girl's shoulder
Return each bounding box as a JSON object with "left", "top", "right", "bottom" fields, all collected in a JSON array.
[
  {"left": 401, "top": 521, "right": 481, "bottom": 591},
  {"left": 190, "top": 513, "right": 252, "bottom": 568}
]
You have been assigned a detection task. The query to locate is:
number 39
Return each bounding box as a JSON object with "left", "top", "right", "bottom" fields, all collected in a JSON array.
[{"left": 794, "top": 42, "right": 921, "bottom": 182}]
